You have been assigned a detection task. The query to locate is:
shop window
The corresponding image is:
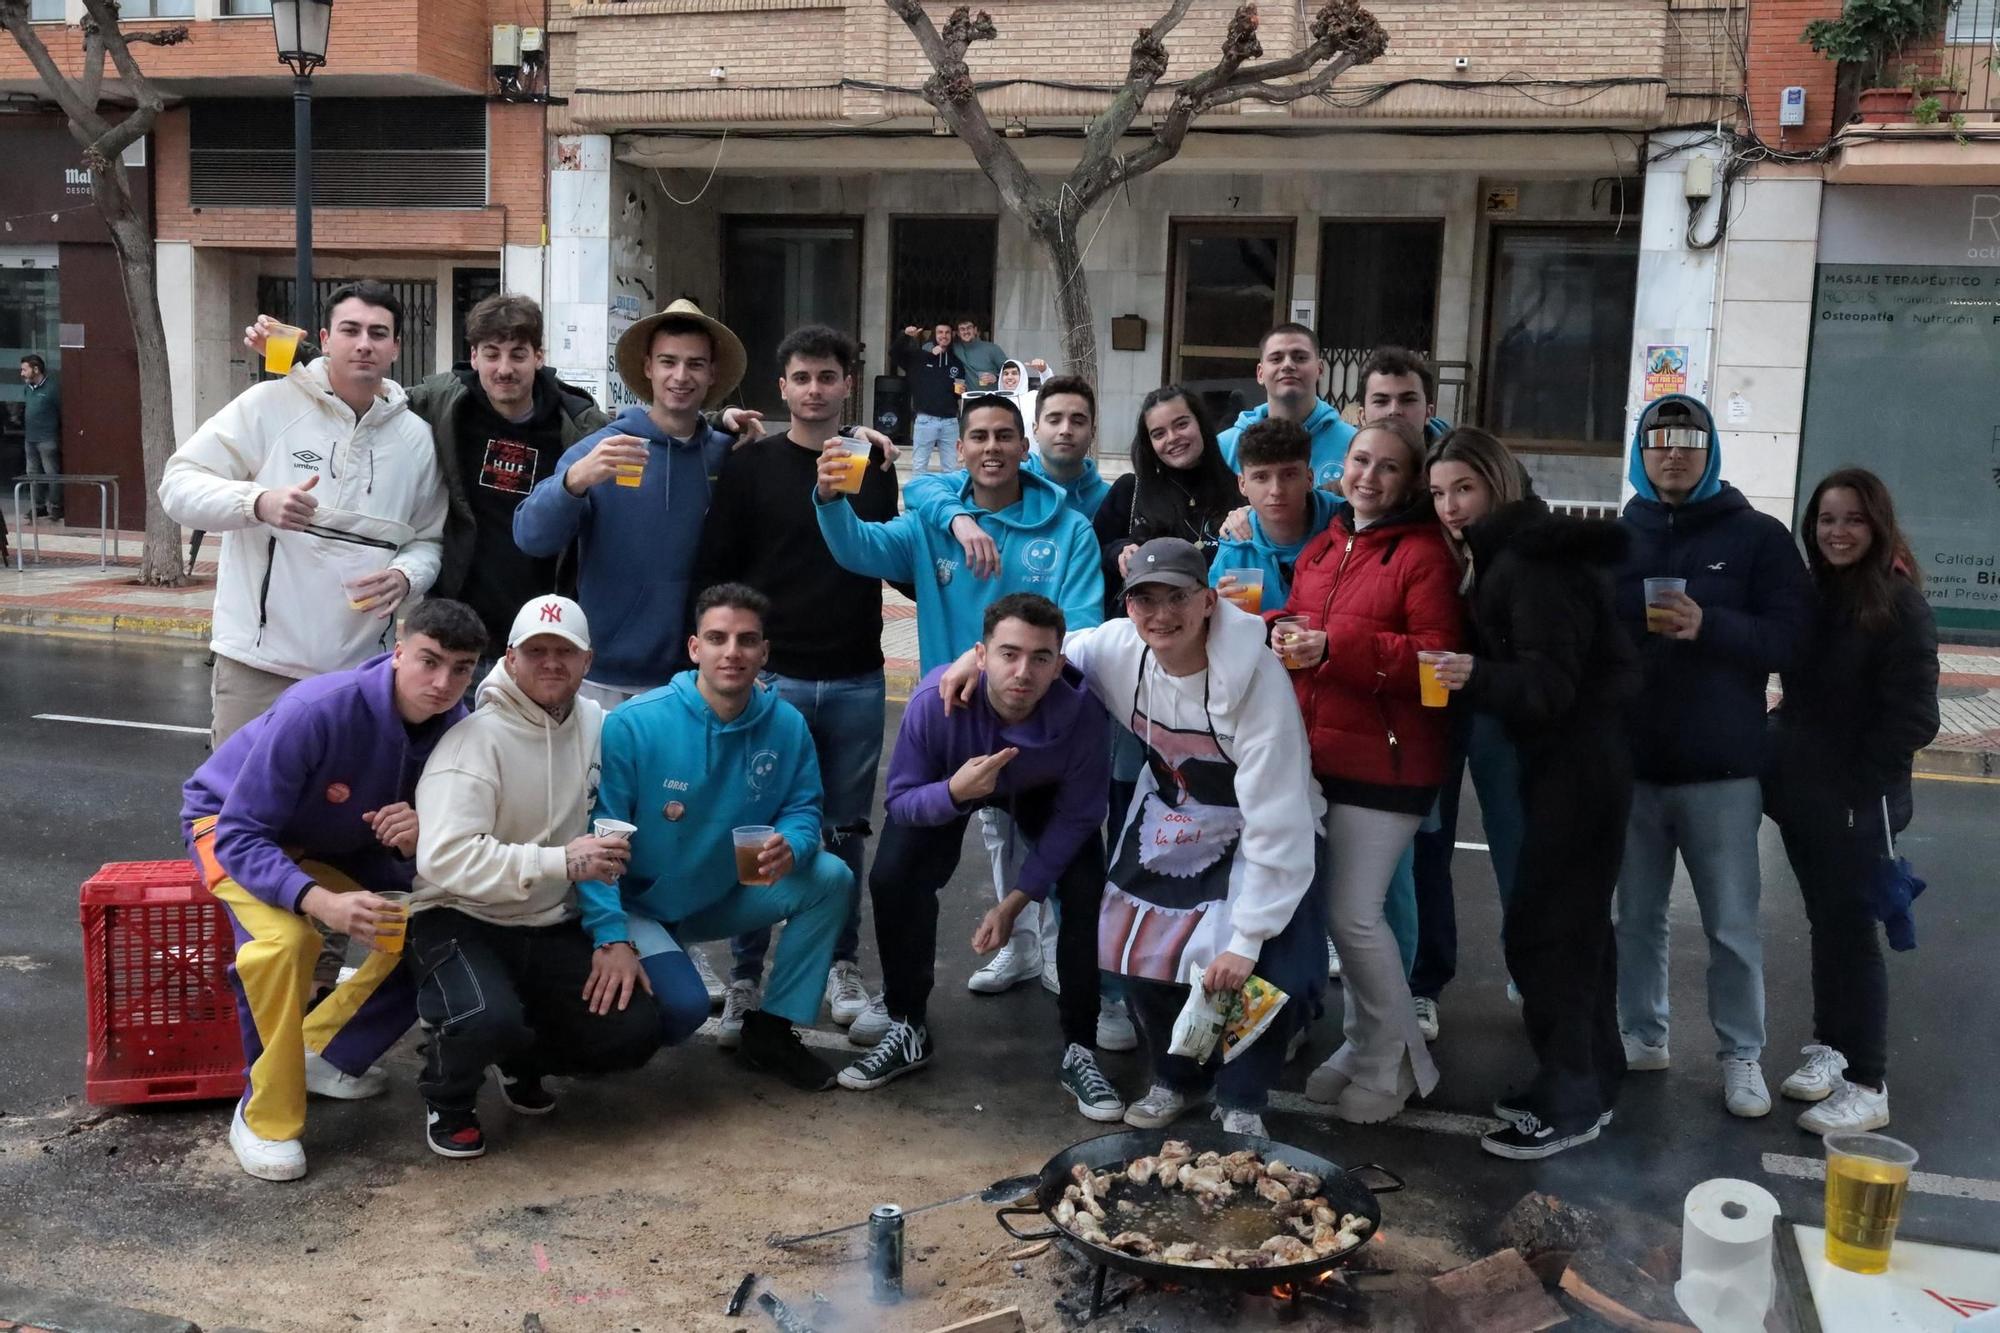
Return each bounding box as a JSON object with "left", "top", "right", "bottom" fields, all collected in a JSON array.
[
  {"left": 1481, "top": 226, "right": 1637, "bottom": 452},
  {"left": 888, "top": 216, "right": 998, "bottom": 365},
  {"left": 721, "top": 217, "right": 862, "bottom": 419},
  {"left": 257, "top": 275, "right": 438, "bottom": 390}
]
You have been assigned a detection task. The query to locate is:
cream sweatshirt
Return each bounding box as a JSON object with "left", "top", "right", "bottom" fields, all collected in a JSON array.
[{"left": 411, "top": 663, "right": 605, "bottom": 926}]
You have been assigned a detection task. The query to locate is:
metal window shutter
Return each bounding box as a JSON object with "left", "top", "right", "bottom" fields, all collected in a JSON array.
[{"left": 190, "top": 98, "right": 487, "bottom": 209}]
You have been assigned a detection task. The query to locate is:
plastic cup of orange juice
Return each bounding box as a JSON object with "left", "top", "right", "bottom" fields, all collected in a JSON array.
[
  {"left": 371, "top": 891, "right": 411, "bottom": 955},
  {"left": 264, "top": 322, "right": 305, "bottom": 376},
  {"left": 1418, "top": 651, "right": 1453, "bottom": 707},
  {"left": 1221, "top": 568, "right": 1264, "bottom": 614},
  {"left": 831, "top": 436, "right": 870, "bottom": 495}
]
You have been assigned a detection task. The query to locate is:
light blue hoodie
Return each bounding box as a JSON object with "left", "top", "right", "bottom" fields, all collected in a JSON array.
[
  {"left": 1028, "top": 452, "right": 1112, "bottom": 517},
  {"left": 818, "top": 467, "right": 1104, "bottom": 673},
  {"left": 905, "top": 452, "right": 1112, "bottom": 524},
  {"left": 1208, "top": 489, "right": 1339, "bottom": 606},
  {"left": 1217, "top": 400, "right": 1356, "bottom": 488},
  {"left": 578, "top": 672, "right": 825, "bottom": 948}
]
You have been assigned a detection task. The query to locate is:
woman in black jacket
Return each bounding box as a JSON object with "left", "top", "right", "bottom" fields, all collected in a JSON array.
[
  {"left": 1094, "top": 386, "right": 1242, "bottom": 614},
  {"left": 1767, "top": 468, "right": 1938, "bottom": 1136},
  {"left": 1425, "top": 427, "right": 1641, "bottom": 1160}
]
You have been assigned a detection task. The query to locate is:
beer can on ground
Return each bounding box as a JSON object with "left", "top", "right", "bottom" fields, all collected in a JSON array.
[{"left": 869, "top": 1203, "right": 905, "bottom": 1303}]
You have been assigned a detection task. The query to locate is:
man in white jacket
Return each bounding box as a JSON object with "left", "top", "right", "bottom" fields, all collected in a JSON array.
[
  {"left": 407, "top": 595, "right": 662, "bottom": 1160},
  {"left": 160, "top": 281, "right": 449, "bottom": 745}
]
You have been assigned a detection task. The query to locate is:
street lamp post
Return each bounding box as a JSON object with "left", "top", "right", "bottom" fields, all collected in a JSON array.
[{"left": 271, "top": 1, "right": 334, "bottom": 336}]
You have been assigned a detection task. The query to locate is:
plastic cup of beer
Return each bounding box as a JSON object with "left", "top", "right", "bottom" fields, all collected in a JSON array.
[
  {"left": 830, "top": 436, "right": 871, "bottom": 495},
  {"left": 1824, "top": 1131, "right": 1918, "bottom": 1274},
  {"left": 1221, "top": 568, "right": 1265, "bottom": 614},
  {"left": 1644, "top": 577, "right": 1687, "bottom": 634},
  {"left": 613, "top": 460, "right": 646, "bottom": 489},
  {"left": 371, "top": 891, "right": 411, "bottom": 956},
  {"left": 1273, "top": 615, "right": 1311, "bottom": 670},
  {"left": 593, "top": 817, "right": 637, "bottom": 843},
  {"left": 734, "top": 825, "right": 778, "bottom": 886},
  {"left": 1418, "top": 650, "right": 1453, "bottom": 708},
  {"left": 264, "top": 322, "right": 305, "bottom": 376}
]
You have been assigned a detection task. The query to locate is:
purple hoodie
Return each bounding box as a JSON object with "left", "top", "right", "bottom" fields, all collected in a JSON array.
[
  {"left": 181, "top": 652, "right": 467, "bottom": 911},
  {"left": 885, "top": 663, "right": 1109, "bottom": 900}
]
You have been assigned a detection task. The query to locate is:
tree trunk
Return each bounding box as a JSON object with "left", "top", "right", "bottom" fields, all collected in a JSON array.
[
  {"left": 1038, "top": 214, "right": 1100, "bottom": 389},
  {"left": 98, "top": 186, "right": 186, "bottom": 586}
]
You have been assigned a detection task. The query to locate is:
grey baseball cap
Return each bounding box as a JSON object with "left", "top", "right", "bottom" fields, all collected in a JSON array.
[{"left": 1120, "top": 538, "right": 1208, "bottom": 598}]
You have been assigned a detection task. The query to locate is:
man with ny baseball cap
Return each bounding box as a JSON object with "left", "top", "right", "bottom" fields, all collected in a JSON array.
[{"left": 406, "top": 594, "right": 662, "bottom": 1160}]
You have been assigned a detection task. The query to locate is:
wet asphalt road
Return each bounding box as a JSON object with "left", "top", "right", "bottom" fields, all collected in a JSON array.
[{"left": 1, "top": 631, "right": 1995, "bottom": 1280}]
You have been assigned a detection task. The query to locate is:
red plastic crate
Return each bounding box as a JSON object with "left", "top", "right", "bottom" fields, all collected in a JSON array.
[{"left": 81, "top": 860, "right": 246, "bottom": 1106}]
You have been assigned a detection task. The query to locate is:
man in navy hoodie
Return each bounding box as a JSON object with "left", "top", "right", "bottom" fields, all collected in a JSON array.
[
  {"left": 180, "top": 598, "right": 484, "bottom": 1182},
  {"left": 835, "top": 593, "right": 1117, "bottom": 1121},
  {"left": 514, "top": 300, "right": 746, "bottom": 710},
  {"left": 1613, "top": 395, "right": 1811, "bottom": 1120}
]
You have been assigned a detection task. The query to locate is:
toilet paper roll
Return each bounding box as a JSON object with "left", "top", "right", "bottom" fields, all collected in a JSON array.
[{"left": 1675, "top": 1178, "right": 1781, "bottom": 1333}]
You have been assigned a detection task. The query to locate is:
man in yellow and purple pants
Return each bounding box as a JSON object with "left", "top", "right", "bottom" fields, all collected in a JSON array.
[{"left": 180, "top": 600, "right": 484, "bottom": 1181}]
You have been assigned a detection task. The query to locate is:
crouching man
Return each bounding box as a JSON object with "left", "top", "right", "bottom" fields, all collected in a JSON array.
[
  {"left": 577, "top": 583, "right": 853, "bottom": 1091},
  {"left": 408, "top": 595, "right": 663, "bottom": 1159},
  {"left": 180, "top": 599, "right": 484, "bottom": 1181}
]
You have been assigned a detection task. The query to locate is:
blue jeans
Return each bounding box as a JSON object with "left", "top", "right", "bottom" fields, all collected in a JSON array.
[
  {"left": 731, "top": 670, "right": 884, "bottom": 980},
  {"left": 1410, "top": 712, "right": 1525, "bottom": 1000},
  {"left": 911, "top": 414, "right": 956, "bottom": 474},
  {"left": 24, "top": 438, "right": 61, "bottom": 518},
  {"left": 1613, "top": 777, "right": 1766, "bottom": 1062},
  {"left": 630, "top": 849, "right": 853, "bottom": 1032}
]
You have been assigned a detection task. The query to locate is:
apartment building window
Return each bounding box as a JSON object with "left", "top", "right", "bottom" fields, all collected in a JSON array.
[
  {"left": 222, "top": 0, "right": 275, "bottom": 14},
  {"left": 889, "top": 216, "right": 998, "bottom": 355},
  {"left": 28, "top": 0, "right": 66, "bottom": 19},
  {"left": 1482, "top": 226, "right": 1637, "bottom": 452},
  {"left": 1947, "top": 0, "right": 1995, "bottom": 42},
  {"left": 1318, "top": 220, "right": 1442, "bottom": 356},
  {"left": 1168, "top": 220, "right": 1293, "bottom": 429},
  {"left": 121, "top": 0, "right": 196, "bottom": 15},
  {"left": 190, "top": 98, "right": 487, "bottom": 208},
  {"left": 722, "top": 217, "right": 862, "bottom": 419}
]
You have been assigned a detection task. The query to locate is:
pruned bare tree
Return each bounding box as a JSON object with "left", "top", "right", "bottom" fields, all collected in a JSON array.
[
  {"left": 884, "top": 0, "right": 1387, "bottom": 384},
  {"left": 2, "top": 0, "right": 188, "bottom": 585}
]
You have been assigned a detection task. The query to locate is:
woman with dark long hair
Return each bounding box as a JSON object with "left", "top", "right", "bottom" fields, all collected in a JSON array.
[
  {"left": 1095, "top": 387, "right": 1244, "bottom": 606},
  {"left": 1424, "top": 427, "right": 1639, "bottom": 1159},
  {"left": 1766, "top": 468, "right": 1938, "bottom": 1135}
]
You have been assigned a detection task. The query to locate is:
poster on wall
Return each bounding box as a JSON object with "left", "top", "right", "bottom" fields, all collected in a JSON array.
[
  {"left": 1643, "top": 344, "right": 1688, "bottom": 400},
  {"left": 1800, "top": 264, "right": 2000, "bottom": 632},
  {"left": 606, "top": 294, "right": 642, "bottom": 412}
]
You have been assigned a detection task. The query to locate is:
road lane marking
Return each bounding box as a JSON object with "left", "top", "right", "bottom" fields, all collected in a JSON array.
[
  {"left": 1914, "top": 771, "right": 2000, "bottom": 786},
  {"left": 1454, "top": 842, "right": 1490, "bottom": 851},
  {"left": 1763, "top": 1153, "right": 2000, "bottom": 1204},
  {"left": 32, "top": 713, "right": 208, "bottom": 735}
]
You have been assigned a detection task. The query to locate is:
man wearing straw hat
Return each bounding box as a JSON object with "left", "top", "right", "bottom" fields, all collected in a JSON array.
[{"left": 515, "top": 299, "right": 749, "bottom": 711}]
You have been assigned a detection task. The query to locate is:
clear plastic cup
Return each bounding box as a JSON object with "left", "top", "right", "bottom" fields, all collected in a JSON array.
[
  {"left": 613, "top": 461, "right": 646, "bottom": 489},
  {"left": 830, "top": 436, "right": 871, "bottom": 495},
  {"left": 733, "top": 825, "right": 777, "bottom": 886},
  {"left": 1418, "top": 650, "right": 1453, "bottom": 708},
  {"left": 1221, "top": 567, "right": 1265, "bottom": 614},
  {"left": 1824, "top": 1132, "right": 1918, "bottom": 1274},
  {"left": 372, "top": 890, "right": 411, "bottom": 956},
  {"left": 1273, "top": 615, "right": 1311, "bottom": 669},
  {"left": 1644, "top": 577, "right": 1688, "bottom": 634},
  {"left": 264, "top": 322, "right": 305, "bottom": 376}
]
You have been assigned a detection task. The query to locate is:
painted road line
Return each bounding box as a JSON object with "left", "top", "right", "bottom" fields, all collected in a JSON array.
[
  {"left": 1763, "top": 1153, "right": 2000, "bottom": 1204},
  {"left": 1454, "top": 842, "right": 1490, "bottom": 851},
  {"left": 1914, "top": 771, "right": 2000, "bottom": 786},
  {"left": 32, "top": 712, "right": 208, "bottom": 735}
]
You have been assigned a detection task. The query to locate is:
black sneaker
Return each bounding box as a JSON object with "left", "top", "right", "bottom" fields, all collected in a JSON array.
[
  {"left": 1480, "top": 1110, "right": 1601, "bottom": 1160},
  {"left": 736, "top": 1010, "right": 837, "bottom": 1091},
  {"left": 837, "top": 1020, "right": 931, "bottom": 1091},
  {"left": 488, "top": 1065, "right": 556, "bottom": 1116},
  {"left": 424, "top": 1105, "right": 486, "bottom": 1159},
  {"left": 1493, "top": 1094, "right": 1613, "bottom": 1130}
]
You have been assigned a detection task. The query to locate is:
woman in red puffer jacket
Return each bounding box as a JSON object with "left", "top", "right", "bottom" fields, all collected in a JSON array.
[{"left": 1276, "top": 417, "right": 1461, "bottom": 1125}]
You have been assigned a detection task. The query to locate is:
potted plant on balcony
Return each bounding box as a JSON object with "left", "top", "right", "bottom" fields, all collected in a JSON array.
[{"left": 1804, "top": 0, "right": 1962, "bottom": 123}]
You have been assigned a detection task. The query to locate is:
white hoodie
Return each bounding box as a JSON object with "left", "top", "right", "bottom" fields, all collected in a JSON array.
[
  {"left": 159, "top": 357, "right": 446, "bottom": 680},
  {"left": 1062, "top": 600, "right": 1324, "bottom": 965},
  {"left": 410, "top": 663, "right": 605, "bottom": 927}
]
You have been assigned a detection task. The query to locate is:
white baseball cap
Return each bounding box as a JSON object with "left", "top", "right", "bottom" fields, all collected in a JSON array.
[{"left": 507, "top": 595, "right": 591, "bottom": 651}]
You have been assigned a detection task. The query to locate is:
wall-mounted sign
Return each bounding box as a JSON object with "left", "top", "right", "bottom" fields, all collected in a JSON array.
[
  {"left": 1643, "top": 344, "right": 1688, "bottom": 400},
  {"left": 1484, "top": 186, "right": 1519, "bottom": 216}
]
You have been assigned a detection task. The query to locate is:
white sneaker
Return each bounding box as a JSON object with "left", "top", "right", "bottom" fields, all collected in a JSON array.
[
  {"left": 1216, "top": 1105, "right": 1267, "bottom": 1137},
  {"left": 1622, "top": 1033, "right": 1670, "bottom": 1071},
  {"left": 717, "top": 979, "right": 758, "bottom": 1050},
  {"left": 1780, "top": 1044, "right": 1848, "bottom": 1103},
  {"left": 1041, "top": 954, "right": 1062, "bottom": 996},
  {"left": 1326, "top": 937, "right": 1343, "bottom": 979},
  {"left": 691, "top": 948, "right": 727, "bottom": 1007},
  {"left": 304, "top": 1049, "right": 387, "bottom": 1100},
  {"left": 848, "top": 992, "right": 893, "bottom": 1047},
  {"left": 229, "top": 1102, "right": 305, "bottom": 1182},
  {"left": 1722, "top": 1058, "right": 1772, "bottom": 1118},
  {"left": 1123, "top": 1083, "right": 1193, "bottom": 1129},
  {"left": 1414, "top": 996, "right": 1440, "bottom": 1042},
  {"left": 1797, "top": 1078, "right": 1890, "bottom": 1135},
  {"left": 1096, "top": 998, "right": 1138, "bottom": 1052},
  {"left": 825, "top": 961, "right": 869, "bottom": 1026},
  {"left": 967, "top": 940, "right": 1041, "bottom": 994}
]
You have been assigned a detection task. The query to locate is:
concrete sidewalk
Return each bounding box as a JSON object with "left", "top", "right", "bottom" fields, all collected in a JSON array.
[{"left": 4, "top": 524, "right": 1995, "bottom": 773}]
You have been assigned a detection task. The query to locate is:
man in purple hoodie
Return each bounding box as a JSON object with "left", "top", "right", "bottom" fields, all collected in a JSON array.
[
  {"left": 181, "top": 598, "right": 484, "bottom": 1182},
  {"left": 835, "top": 593, "right": 1118, "bottom": 1120}
]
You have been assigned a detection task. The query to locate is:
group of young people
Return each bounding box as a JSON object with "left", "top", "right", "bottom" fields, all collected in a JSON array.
[{"left": 161, "top": 288, "right": 1938, "bottom": 1181}]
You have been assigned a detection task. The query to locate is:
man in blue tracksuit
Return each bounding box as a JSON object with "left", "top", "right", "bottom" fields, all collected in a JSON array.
[
  {"left": 817, "top": 394, "right": 1104, "bottom": 673},
  {"left": 1216, "top": 324, "right": 1355, "bottom": 487},
  {"left": 514, "top": 300, "right": 743, "bottom": 709},
  {"left": 1612, "top": 394, "right": 1812, "bottom": 1120},
  {"left": 577, "top": 582, "right": 853, "bottom": 1092}
]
